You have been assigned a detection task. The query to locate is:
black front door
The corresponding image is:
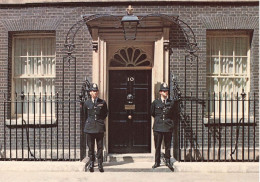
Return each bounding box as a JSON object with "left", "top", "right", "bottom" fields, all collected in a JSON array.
[{"left": 109, "top": 70, "right": 151, "bottom": 153}]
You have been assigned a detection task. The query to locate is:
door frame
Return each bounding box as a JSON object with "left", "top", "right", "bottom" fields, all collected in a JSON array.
[{"left": 91, "top": 28, "right": 170, "bottom": 156}]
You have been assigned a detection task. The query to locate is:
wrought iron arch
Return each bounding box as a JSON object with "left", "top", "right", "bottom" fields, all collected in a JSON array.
[
  {"left": 64, "top": 13, "right": 199, "bottom": 58},
  {"left": 63, "top": 13, "right": 200, "bottom": 161},
  {"left": 64, "top": 13, "right": 199, "bottom": 98},
  {"left": 64, "top": 14, "right": 122, "bottom": 61},
  {"left": 138, "top": 14, "right": 199, "bottom": 54}
]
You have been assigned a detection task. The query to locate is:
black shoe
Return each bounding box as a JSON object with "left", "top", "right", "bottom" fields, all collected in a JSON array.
[
  {"left": 98, "top": 163, "right": 104, "bottom": 172},
  {"left": 166, "top": 162, "right": 174, "bottom": 172},
  {"left": 88, "top": 162, "right": 94, "bottom": 172},
  {"left": 152, "top": 162, "right": 160, "bottom": 169}
]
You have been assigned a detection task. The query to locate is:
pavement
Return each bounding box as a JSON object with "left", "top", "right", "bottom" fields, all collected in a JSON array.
[
  {"left": 0, "top": 161, "right": 259, "bottom": 182},
  {"left": 0, "top": 171, "right": 259, "bottom": 182},
  {"left": 0, "top": 161, "right": 258, "bottom": 173}
]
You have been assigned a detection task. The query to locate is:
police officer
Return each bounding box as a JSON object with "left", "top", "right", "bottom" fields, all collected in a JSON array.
[
  {"left": 151, "top": 82, "right": 175, "bottom": 171},
  {"left": 83, "top": 83, "right": 108, "bottom": 172}
]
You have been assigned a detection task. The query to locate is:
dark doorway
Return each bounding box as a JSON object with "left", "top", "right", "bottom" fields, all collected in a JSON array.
[{"left": 108, "top": 70, "right": 151, "bottom": 153}]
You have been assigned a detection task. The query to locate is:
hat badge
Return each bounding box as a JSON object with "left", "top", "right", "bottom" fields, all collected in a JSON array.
[
  {"left": 163, "top": 83, "right": 167, "bottom": 88},
  {"left": 93, "top": 84, "right": 97, "bottom": 88}
]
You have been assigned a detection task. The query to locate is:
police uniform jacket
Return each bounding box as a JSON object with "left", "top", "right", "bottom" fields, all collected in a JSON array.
[
  {"left": 83, "top": 98, "right": 108, "bottom": 133},
  {"left": 151, "top": 98, "right": 176, "bottom": 132}
]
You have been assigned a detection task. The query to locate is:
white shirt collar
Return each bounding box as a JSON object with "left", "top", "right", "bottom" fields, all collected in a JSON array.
[
  {"left": 161, "top": 96, "right": 168, "bottom": 103},
  {"left": 92, "top": 97, "right": 98, "bottom": 103}
]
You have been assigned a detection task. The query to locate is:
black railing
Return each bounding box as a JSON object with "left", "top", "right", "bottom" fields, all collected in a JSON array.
[
  {"left": 177, "top": 91, "right": 258, "bottom": 162},
  {"left": 1, "top": 92, "right": 82, "bottom": 161},
  {"left": 0, "top": 91, "right": 258, "bottom": 162}
]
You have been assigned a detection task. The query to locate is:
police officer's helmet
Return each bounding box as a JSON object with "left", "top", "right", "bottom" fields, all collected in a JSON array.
[
  {"left": 89, "top": 83, "right": 99, "bottom": 91},
  {"left": 159, "top": 82, "right": 169, "bottom": 91}
]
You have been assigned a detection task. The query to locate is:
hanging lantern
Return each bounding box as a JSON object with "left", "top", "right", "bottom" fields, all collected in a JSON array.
[{"left": 121, "top": 5, "right": 139, "bottom": 40}]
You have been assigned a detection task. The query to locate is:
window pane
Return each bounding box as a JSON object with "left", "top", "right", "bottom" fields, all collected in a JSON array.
[
  {"left": 220, "top": 78, "right": 233, "bottom": 96},
  {"left": 42, "top": 57, "right": 55, "bottom": 75},
  {"left": 14, "top": 38, "right": 27, "bottom": 57},
  {"left": 235, "top": 57, "right": 247, "bottom": 74},
  {"left": 15, "top": 79, "right": 27, "bottom": 115},
  {"left": 21, "top": 57, "right": 27, "bottom": 75},
  {"left": 211, "top": 57, "right": 219, "bottom": 74},
  {"left": 210, "top": 37, "right": 219, "bottom": 56},
  {"left": 42, "top": 38, "right": 55, "bottom": 56},
  {"left": 233, "top": 78, "right": 248, "bottom": 115},
  {"left": 42, "top": 78, "right": 55, "bottom": 94},
  {"left": 34, "top": 78, "right": 41, "bottom": 95},
  {"left": 15, "top": 78, "right": 29, "bottom": 95},
  {"left": 27, "top": 57, "right": 34, "bottom": 75},
  {"left": 235, "top": 37, "right": 247, "bottom": 56},
  {"left": 27, "top": 78, "right": 33, "bottom": 95},
  {"left": 15, "top": 79, "right": 22, "bottom": 95},
  {"left": 221, "top": 37, "right": 233, "bottom": 56},
  {"left": 37, "top": 58, "right": 42, "bottom": 75},
  {"left": 221, "top": 57, "right": 233, "bottom": 74},
  {"left": 234, "top": 78, "right": 247, "bottom": 95},
  {"left": 28, "top": 57, "right": 41, "bottom": 75},
  {"left": 14, "top": 57, "right": 21, "bottom": 76},
  {"left": 28, "top": 38, "right": 41, "bottom": 56}
]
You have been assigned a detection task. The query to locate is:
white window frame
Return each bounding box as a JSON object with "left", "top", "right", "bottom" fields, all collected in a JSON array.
[
  {"left": 10, "top": 33, "right": 56, "bottom": 123},
  {"left": 206, "top": 31, "right": 251, "bottom": 121}
]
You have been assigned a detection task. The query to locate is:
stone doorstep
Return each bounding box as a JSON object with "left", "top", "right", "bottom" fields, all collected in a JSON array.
[
  {"left": 0, "top": 161, "right": 258, "bottom": 173},
  {"left": 105, "top": 153, "right": 154, "bottom": 162}
]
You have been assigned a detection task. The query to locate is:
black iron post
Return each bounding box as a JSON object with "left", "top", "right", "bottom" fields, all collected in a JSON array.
[
  {"left": 241, "top": 89, "right": 246, "bottom": 161},
  {"left": 21, "top": 91, "right": 25, "bottom": 160}
]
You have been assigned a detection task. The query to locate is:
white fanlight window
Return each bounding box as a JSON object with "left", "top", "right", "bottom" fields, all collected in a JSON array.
[
  {"left": 12, "top": 33, "right": 56, "bottom": 118},
  {"left": 109, "top": 47, "right": 152, "bottom": 69},
  {"left": 206, "top": 31, "right": 250, "bottom": 117}
]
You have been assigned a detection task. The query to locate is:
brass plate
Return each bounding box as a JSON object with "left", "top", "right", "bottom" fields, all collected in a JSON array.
[{"left": 124, "top": 104, "right": 135, "bottom": 110}]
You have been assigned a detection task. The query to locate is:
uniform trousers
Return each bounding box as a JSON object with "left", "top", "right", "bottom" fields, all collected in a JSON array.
[
  {"left": 86, "top": 133, "right": 104, "bottom": 163},
  {"left": 154, "top": 131, "right": 172, "bottom": 163}
]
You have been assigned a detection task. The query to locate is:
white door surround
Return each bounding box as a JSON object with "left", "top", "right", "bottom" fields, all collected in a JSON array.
[{"left": 88, "top": 22, "right": 170, "bottom": 156}]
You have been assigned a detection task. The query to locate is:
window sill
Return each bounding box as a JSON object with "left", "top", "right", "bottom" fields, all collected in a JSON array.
[
  {"left": 203, "top": 116, "right": 255, "bottom": 124},
  {"left": 203, "top": 117, "right": 256, "bottom": 127},
  {"left": 5, "top": 117, "right": 57, "bottom": 128}
]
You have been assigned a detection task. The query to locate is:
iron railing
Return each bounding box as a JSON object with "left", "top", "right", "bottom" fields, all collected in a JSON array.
[
  {"left": 0, "top": 91, "right": 258, "bottom": 162},
  {"left": 1, "top": 92, "right": 82, "bottom": 161},
  {"left": 177, "top": 91, "right": 258, "bottom": 162}
]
